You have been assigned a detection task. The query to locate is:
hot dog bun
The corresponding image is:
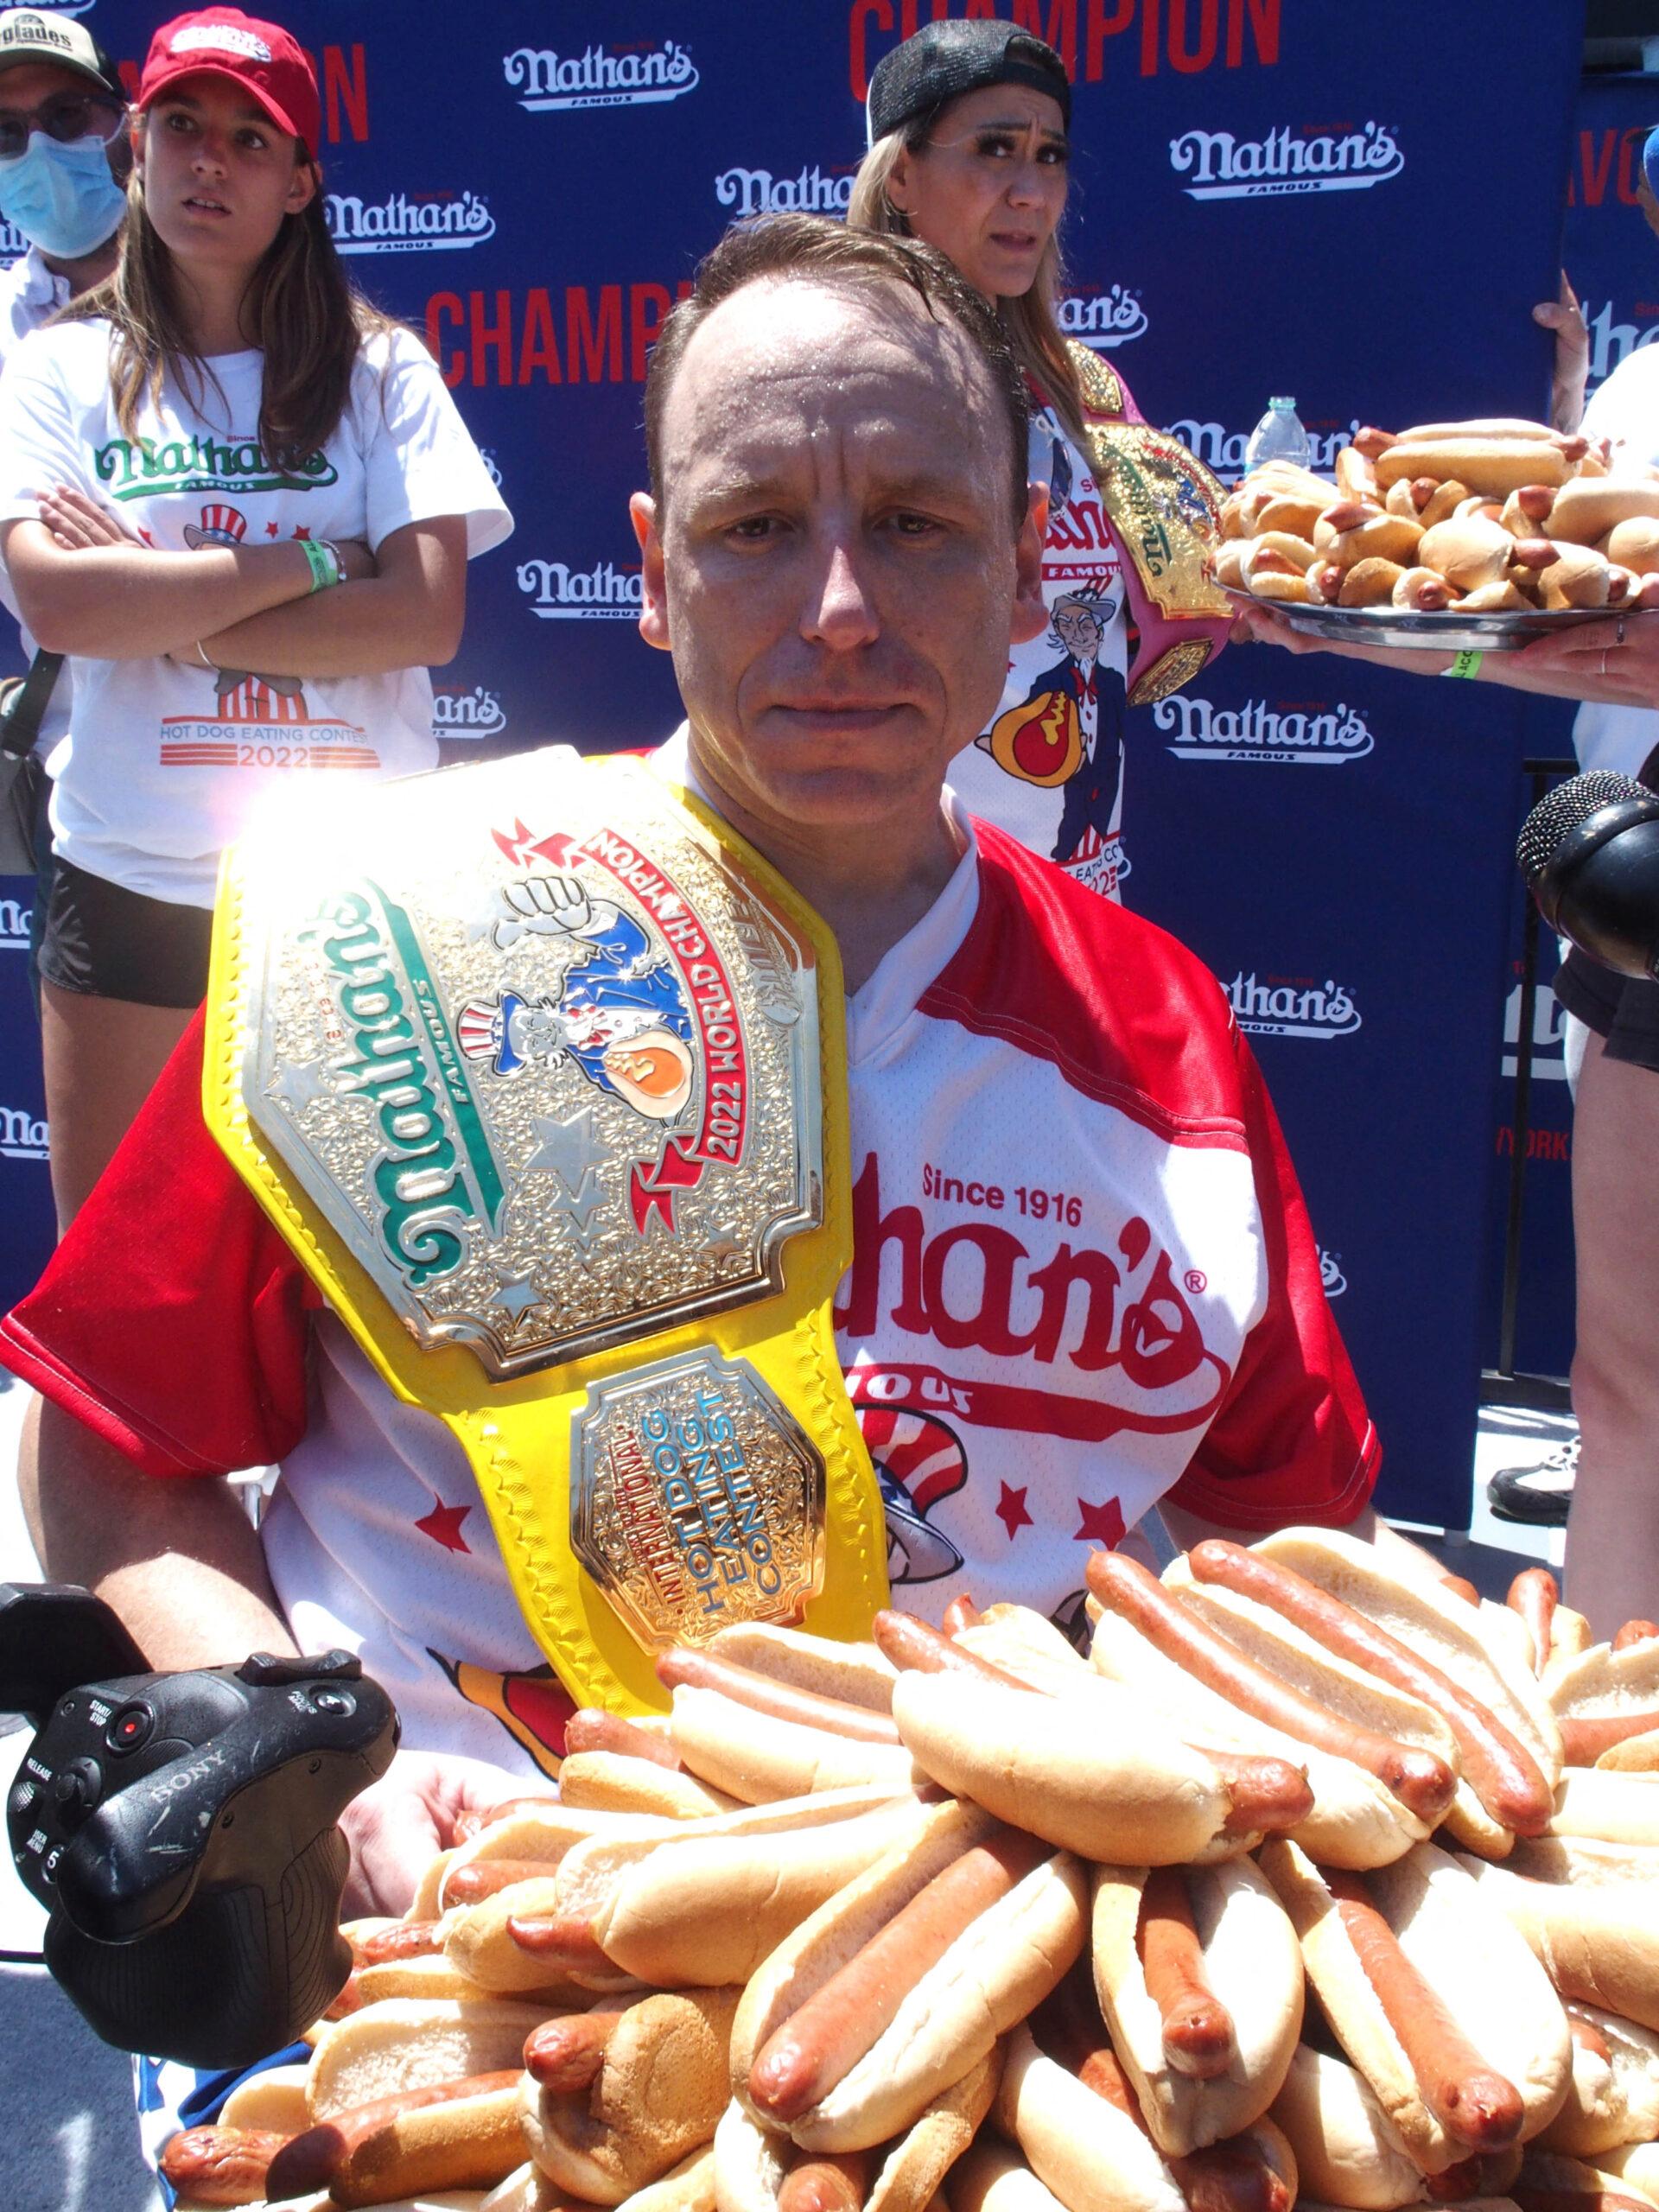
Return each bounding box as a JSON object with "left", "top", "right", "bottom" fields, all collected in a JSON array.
[
  {"left": 1090, "top": 1857, "right": 1304, "bottom": 2155},
  {"left": 731, "top": 1799, "right": 1086, "bottom": 2151},
  {"left": 668, "top": 1687, "right": 920, "bottom": 1802},
  {"left": 305, "top": 1999, "right": 553, "bottom": 2121},
  {"left": 1262, "top": 1840, "right": 1572, "bottom": 2172},
  {"left": 1458, "top": 1852, "right": 1659, "bottom": 2031},
  {"left": 708, "top": 1625, "right": 899, "bottom": 1714},
  {"left": 556, "top": 1753, "right": 741, "bottom": 1820},
  {"left": 1546, "top": 481, "right": 1659, "bottom": 546},
  {"left": 995, "top": 2021, "right": 1187, "bottom": 2212},
  {"left": 1548, "top": 1770, "right": 1659, "bottom": 1849},
  {"left": 1537, "top": 2002, "right": 1659, "bottom": 2155},
  {"left": 1551, "top": 1641, "right": 1659, "bottom": 1768},
  {"left": 1268, "top": 2044, "right": 1435, "bottom": 2209},
  {"left": 1376, "top": 442, "right": 1572, "bottom": 498}
]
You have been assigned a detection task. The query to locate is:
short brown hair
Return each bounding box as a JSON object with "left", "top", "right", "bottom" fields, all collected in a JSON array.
[{"left": 643, "top": 212, "right": 1031, "bottom": 525}]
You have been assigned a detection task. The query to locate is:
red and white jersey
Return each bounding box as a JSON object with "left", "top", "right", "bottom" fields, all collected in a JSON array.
[{"left": 0, "top": 745, "right": 1375, "bottom": 1778}]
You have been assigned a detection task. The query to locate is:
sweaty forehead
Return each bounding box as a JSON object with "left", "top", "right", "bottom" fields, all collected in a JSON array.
[{"left": 660, "top": 276, "right": 1007, "bottom": 498}]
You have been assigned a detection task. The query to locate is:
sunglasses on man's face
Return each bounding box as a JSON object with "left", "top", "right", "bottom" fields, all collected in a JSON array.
[{"left": 0, "top": 92, "right": 126, "bottom": 162}]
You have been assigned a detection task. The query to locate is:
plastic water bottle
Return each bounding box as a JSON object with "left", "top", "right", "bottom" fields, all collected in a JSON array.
[{"left": 1245, "top": 396, "right": 1311, "bottom": 472}]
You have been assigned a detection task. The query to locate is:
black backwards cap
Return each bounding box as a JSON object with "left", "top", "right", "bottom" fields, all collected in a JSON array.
[{"left": 866, "top": 20, "right": 1071, "bottom": 149}]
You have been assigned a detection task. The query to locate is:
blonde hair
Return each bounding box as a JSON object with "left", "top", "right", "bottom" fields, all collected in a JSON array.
[{"left": 846, "top": 116, "right": 1085, "bottom": 451}]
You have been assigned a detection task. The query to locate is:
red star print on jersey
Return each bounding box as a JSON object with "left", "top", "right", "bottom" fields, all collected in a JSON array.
[
  {"left": 1075, "top": 1497, "right": 1126, "bottom": 1546},
  {"left": 995, "top": 1482, "right": 1033, "bottom": 1541},
  {"left": 415, "top": 1500, "right": 472, "bottom": 1553},
  {"left": 292, "top": 525, "right": 312, "bottom": 540},
  {"left": 265, "top": 521, "right": 280, "bottom": 537}
]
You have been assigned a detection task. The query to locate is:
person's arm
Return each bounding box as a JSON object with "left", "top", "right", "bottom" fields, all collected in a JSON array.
[
  {"left": 21, "top": 1396, "right": 294, "bottom": 1668},
  {"left": 1535, "top": 273, "right": 1590, "bottom": 435},
  {"left": 195, "top": 514, "right": 468, "bottom": 677}
]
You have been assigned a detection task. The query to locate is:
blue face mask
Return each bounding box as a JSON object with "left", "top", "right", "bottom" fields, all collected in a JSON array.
[{"left": 0, "top": 132, "right": 125, "bottom": 261}]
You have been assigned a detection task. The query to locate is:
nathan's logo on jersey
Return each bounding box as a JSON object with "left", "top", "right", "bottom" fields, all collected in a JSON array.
[
  {"left": 94, "top": 432, "right": 338, "bottom": 503},
  {"left": 1171, "top": 124, "right": 1403, "bottom": 200},
  {"left": 327, "top": 188, "right": 495, "bottom": 255},
  {"left": 0, "top": 1103, "right": 48, "bottom": 1161},
  {"left": 1154, "top": 693, "right": 1375, "bottom": 765},
  {"left": 1059, "top": 287, "right": 1148, "bottom": 352},
  {"left": 504, "top": 39, "right": 698, "bottom": 112},
  {"left": 517, "top": 557, "right": 642, "bottom": 620},
  {"left": 0, "top": 893, "right": 29, "bottom": 951},
  {"left": 433, "top": 683, "right": 507, "bottom": 741},
  {"left": 715, "top": 163, "right": 853, "bottom": 216},
  {"left": 836, "top": 1154, "right": 1231, "bottom": 1444},
  {"left": 1225, "top": 972, "right": 1362, "bottom": 1040},
  {"left": 1165, "top": 416, "right": 1361, "bottom": 486},
  {"left": 1319, "top": 1248, "right": 1348, "bottom": 1298},
  {"left": 429, "top": 1649, "right": 572, "bottom": 1778}
]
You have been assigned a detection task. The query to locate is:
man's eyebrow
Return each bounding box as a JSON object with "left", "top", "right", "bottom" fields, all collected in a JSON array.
[{"left": 955, "top": 114, "right": 1069, "bottom": 139}]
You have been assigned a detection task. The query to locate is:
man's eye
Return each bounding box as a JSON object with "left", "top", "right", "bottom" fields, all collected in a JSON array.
[
  {"left": 976, "top": 135, "right": 1016, "bottom": 158},
  {"left": 890, "top": 512, "right": 942, "bottom": 537},
  {"left": 1039, "top": 144, "right": 1071, "bottom": 166},
  {"left": 727, "top": 517, "right": 780, "bottom": 543}
]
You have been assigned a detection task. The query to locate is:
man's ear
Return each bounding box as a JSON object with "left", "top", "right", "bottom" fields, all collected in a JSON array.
[
  {"left": 629, "top": 492, "right": 671, "bottom": 652},
  {"left": 885, "top": 145, "right": 914, "bottom": 214},
  {"left": 1010, "top": 480, "right": 1049, "bottom": 645}
]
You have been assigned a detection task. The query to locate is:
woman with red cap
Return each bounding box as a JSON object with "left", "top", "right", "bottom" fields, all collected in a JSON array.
[
  {"left": 849, "top": 20, "right": 1229, "bottom": 902},
  {"left": 0, "top": 7, "right": 511, "bottom": 1229}
]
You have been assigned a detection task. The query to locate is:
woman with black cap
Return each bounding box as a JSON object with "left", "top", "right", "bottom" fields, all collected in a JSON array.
[{"left": 850, "top": 20, "right": 1230, "bottom": 901}]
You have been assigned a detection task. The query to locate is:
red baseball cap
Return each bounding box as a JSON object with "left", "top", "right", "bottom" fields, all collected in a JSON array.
[{"left": 138, "top": 9, "right": 320, "bottom": 160}]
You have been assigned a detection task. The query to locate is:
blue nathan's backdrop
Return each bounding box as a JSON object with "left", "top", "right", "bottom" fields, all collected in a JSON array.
[{"left": 0, "top": 0, "right": 1590, "bottom": 1530}]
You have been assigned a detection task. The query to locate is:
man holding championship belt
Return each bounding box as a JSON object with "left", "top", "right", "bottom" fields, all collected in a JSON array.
[{"left": 3, "top": 214, "right": 1390, "bottom": 1916}]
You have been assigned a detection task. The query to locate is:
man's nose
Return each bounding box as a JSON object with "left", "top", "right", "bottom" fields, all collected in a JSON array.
[{"left": 802, "top": 536, "right": 880, "bottom": 650}]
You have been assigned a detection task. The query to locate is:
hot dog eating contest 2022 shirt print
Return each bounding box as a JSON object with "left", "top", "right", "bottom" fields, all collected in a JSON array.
[{"left": 0, "top": 318, "right": 510, "bottom": 907}]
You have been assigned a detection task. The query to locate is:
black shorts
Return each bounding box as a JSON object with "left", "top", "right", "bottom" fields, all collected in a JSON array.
[
  {"left": 1555, "top": 944, "right": 1659, "bottom": 1076},
  {"left": 37, "top": 854, "right": 213, "bottom": 1009}
]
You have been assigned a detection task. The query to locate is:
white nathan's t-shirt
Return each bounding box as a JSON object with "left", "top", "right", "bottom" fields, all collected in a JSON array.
[
  {"left": 949, "top": 399, "right": 1132, "bottom": 899},
  {"left": 0, "top": 320, "right": 512, "bottom": 904},
  {"left": 1575, "top": 348, "right": 1659, "bottom": 783}
]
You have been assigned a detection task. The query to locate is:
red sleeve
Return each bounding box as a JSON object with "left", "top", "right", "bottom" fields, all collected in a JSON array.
[
  {"left": 0, "top": 1009, "right": 320, "bottom": 1477},
  {"left": 1166, "top": 1032, "right": 1380, "bottom": 1530}
]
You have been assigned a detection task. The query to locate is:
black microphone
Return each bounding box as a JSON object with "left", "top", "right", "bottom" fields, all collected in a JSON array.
[{"left": 1516, "top": 769, "right": 1659, "bottom": 981}]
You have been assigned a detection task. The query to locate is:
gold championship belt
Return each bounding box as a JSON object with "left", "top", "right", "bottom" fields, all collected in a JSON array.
[{"left": 201, "top": 747, "right": 889, "bottom": 1713}]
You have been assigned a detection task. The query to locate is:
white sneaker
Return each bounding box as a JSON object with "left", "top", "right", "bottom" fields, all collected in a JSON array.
[{"left": 1487, "top": 1435, "right": 1579, "bottom": 1528}]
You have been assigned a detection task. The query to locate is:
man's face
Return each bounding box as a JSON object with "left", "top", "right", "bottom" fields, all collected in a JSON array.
[
  {"left": 0, "top": 60, "right": 129, "bottom": 185},
  {"left": 631, "top": 275, "right": 1045, "bottom": 842}
]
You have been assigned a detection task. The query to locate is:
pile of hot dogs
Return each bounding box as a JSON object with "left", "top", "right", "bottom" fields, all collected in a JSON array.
[
  {"left": 1218, "top": 417, "right": 1659, "bottom": 613},
  {"left": 157, "top": 1529, "right": 1659, "bottom": 2212}
]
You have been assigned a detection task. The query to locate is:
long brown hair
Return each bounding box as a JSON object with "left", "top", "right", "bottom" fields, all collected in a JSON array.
[
  {"left": 60, "top": 139, "right": 395, "bottom": 469},
  {"left": 846, "top": 107, "right": 1085, "bottom": 452}
]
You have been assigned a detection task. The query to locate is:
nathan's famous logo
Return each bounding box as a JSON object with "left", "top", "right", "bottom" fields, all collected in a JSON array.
[
  {"left": 1226, "top": 972, "right": 1362, "bottom": 1040},
  {"left": 1584, "top": 301, "right": 1659, "bottom": 397},
  {"left": 94, "top": 433, "right": 338, "bottom": 503},
  {"left": 504, "top": 39, "right": 697, "bottom": 112},
  {"left": 326, "top": 188, "right": 495, "bottom": 255},
  {"left": 1154, "top": 692, "right": 1374, "bottom": 765},
  {"left": 1171, "top": 123, "right": 1403, "bottom": 200},
  {"left": 1319, "top": 1248, "right": 1348, "bottom": 1299},
  {"left": 1059, "top": 286, "right": 1148, "bottom": 352},
  {"left": 432, "top": 683, "right": 506, "bottom": 740},
  {"left": 517, "top": 557, "right": 641, "bottom": 620},
  {"left": 1166, "top": 416, "right": 1362, "bottom": 486},
  {"left": 474, "top": 818, "right": 752, "bottom": 1235},
  {"left": 303, "top": 885, "right": 507, "bottom": 1288},
  {"left": 0, "top": 893, "right": 29, "bottom": 950},
  {"left": 715, "top": 163, "right": 853, "bottom": 216},
  {"left": 0, "top": 1103, "right": 48, "bottom": 1161}
]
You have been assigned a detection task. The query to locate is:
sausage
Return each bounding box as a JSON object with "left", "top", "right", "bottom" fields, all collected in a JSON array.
[
  {"left": 1077, "top": 2038, "right": 1143, "bottom": 2117},
  {"left": 1136, "top": 1866, "right": 1236, "bottom": 2079},
  {"left": 445, "top": 1856, "right": 570, "bottom": 1906},
  {"left": 263, "top": 2071, "right": 520, "bottom": 2202},
  {"left": 351, "top": 1919, "right": 445, "bottom": 1967},
  {"left": 942, "top": 1593, "right": 982, "bottom": 1637},
  {"left": 748, "top": 1827, "right": 1048, "bottom": 2121},
  {"left": 159, "top": 2126, "right": 287, "bottom": 2205},
  {"left": 524, "top": 2005, "right": 626, "bottom": 2089},
  {"left": 563, "top": 1708, "right": 685, "bottom": 1767},
  {"left": 872, "top": 1608, "right": 1039, "bottom": 1693},
  {"left": 1509, "top": 1568, "right": 1560, "bottom": 1677},
  {"left": 656, "top": 1648, "right": 902, "bottom": 1745},
  {"left": 1185, "top": 1540, "right": 1553, "bottom": 1836},
  {"left": 1353, "top": 427, "right": 1396, "bottom": 459},
  {"left": 1513, "top": 2192, "right": 1655, "bottom": 2212},
  {"left": 1567, "top": 2011, "right": 1613, "bottom": 2067},
  {"left": 778, "top": 2151, "right": 873, "bottom": 2212},
  {"left": 1074, "top": 2037, "right": 1289, "bottom": 2212},
  {"left": 1423, "top": 2152, "right": 1527, "bottom": 2201},
  {"left": 1440, "top": 1575, "right": 1481, "bottom": 1608},
  {"left": 1560, "top": 1708, "right": 1659, "bottom": 1764},
  {"left": 1324, "top": 1870, "right": 1523, "bottom": 2150},
  {"left": 1614, "top": 1621, "right": 1659, "bottom": 1652},
  {"left": 1198, "top": 1745, "right": 1314, "bottom": 1838},
  {"left": 1084, "top": 1552, "right": 1458, "bottom": 1826},
  {"left": 506, "top": 1912, "right": 616, "bottom": 1974}
]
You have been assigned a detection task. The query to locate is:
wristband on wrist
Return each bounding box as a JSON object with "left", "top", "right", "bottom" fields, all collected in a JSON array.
[
  {"left": 300, "top": 537, "right": 342, "bottom": 593},
  {"left": 1442, "top": 649, "right": 1484, "bottom": 679}
]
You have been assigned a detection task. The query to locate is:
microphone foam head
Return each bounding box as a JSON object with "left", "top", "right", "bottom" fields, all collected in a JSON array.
[{"left": 1516, "top": 769, "right": 1652, "bottom": 886}]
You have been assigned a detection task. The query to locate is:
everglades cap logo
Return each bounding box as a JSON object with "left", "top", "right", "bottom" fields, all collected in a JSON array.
[
  {"left": 517, "top": 557, "right": 641, "bottom": 621},
  {"left": 1060, "top": 286, "right": 1148, "bottom": 352},
  {"left": 327, "top": 188, "right": 496, "bottom": 256},
  {"left": 1226, "top": 972, "right": 1362, "bottom": 1041},
  {"left": 1171, "top": 123, "right": 1403, "bottom": 201},
  {"left": 504, "top": 39, "right": 698, "bottom": 113},
  {"left": 1155, "top": 693, "right": 1375, "bottom": 765}
]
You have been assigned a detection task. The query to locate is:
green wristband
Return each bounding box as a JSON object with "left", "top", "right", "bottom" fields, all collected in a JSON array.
[
  {"left": 1442, "top": 649, "right": 1484, "bottom": 679},
  {"left": 300, "top": 537, "right": 340, "bottom": 593}
]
